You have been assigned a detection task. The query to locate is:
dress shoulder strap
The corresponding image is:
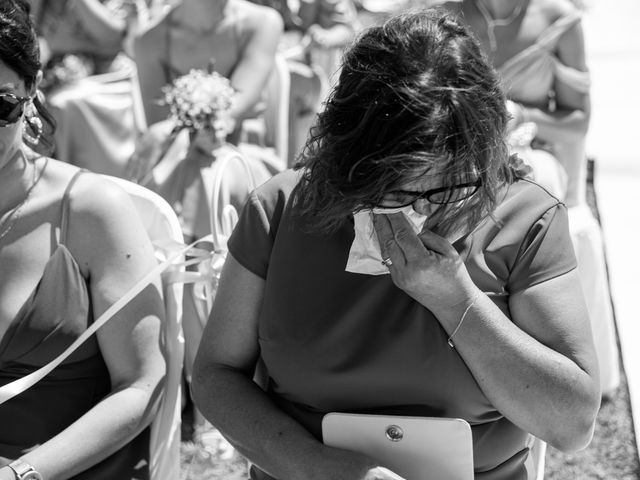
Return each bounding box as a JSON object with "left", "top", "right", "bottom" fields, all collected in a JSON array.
[
  {"left": 59, "top": 169, "right": 86, "bottom": 246},
  {"left": 536, "top": 10, "right": 583, "bottom": 50}
]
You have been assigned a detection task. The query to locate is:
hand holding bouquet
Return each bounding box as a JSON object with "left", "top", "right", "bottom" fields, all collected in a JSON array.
[
  {"left": 161, "top": 68, "right": 237, "bottom": 146},
  {"left": 127, "top": 68, "right": 237, "bottom": 183}
]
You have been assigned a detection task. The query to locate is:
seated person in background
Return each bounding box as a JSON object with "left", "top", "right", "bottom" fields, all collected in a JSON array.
[
  {"left": 441, "top": 0, "right": 620, "bottom": 398},
  {"left": 128, "top": 0, "right": 283, "bottom": 422},
  {"left": 294, "top": 0, "right": 360, "bottom": 81},
  {"left": 133, "top": 0, "right": 283, "bottom": 138},
  {"left": 191, "top": 9, "right": 601, "bottom": 480},
  {"left": 31, "top": 0, "right": 142, "bottom": 177},
  {"left": 252, "top": 0, "right": 360, "bottom": 165},
  {"left": 0, "top": 2, "right": 166, "bottom": 478},
  {"left": 128, "top": 0, "right": 284, "bottom": 237},
  {"left": 291, "top": 0, "right": 360, "bottom": 165}
]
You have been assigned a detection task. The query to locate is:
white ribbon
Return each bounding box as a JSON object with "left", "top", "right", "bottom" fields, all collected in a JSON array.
[{"left": 0, "top": 233, "right": 217, "bottom": 405}]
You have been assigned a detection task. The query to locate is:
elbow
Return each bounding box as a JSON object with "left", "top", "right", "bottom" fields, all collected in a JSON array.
[
  {"left": 559, "top": 113, "right": 589, "bottom": 142},
  {"left": 190, "top": 355, "right": 227, "bottom": 412},
  {"left": 572, "top": 106, "right": 591, "bottom": 138},
  {"left": 548, "top": 418, "right": 596, "bottom": 453},
  {"left": 547, "top": 414, "right": 597, "bottom": 453},
  {"left": 190, "top": 357, "right": 210, "bottom": 409},
  {"left": 547, "top": 383, "right": 601, "bottom": 452},
  {"left": 576, "top": 115, "right": 590, "bottom": 138}
]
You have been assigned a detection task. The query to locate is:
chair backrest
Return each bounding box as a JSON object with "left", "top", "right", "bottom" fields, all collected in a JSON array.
[
  {"left": 525, "top": 436, "right": 547, "bottom": 480},
  {"left": 263, "top": 53, "right": 291, "bottom": 165},
  {"left": 206, "top": 145, "right": 258, "bottom": 250},
  {"left": 101, "top": 175, "right": 184, "bottom": 480},
  {"left": 187, "top": 144, "right": 257, "bottom": 325},
  {"left": 240, "top": 53, "right": 290, "bottom": 170}
]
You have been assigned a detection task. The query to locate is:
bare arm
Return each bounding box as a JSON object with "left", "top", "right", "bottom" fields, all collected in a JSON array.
[
  {"left": 14, "top": 175, "right": 166, "bottom": 479},
  {"left": 516, "top": 4, "right": 591, "bottom": 143},
  {"left": 71, "top": 0, "right": 130, "bottom": 51},
  {"left": 191, "top": 255, "right": 405, "bottom": 480},
  {"left": 374, "top": 212, "right": 601, "bottom": 452},
  {"left": 228, "top": 5, "right": 284, "bottom": 126},
  {"left": 299, "top": 0, "right": 359, "bottom": 50},
  {"left": 441, "top": 271, "right": 599, "bottom": 450}
]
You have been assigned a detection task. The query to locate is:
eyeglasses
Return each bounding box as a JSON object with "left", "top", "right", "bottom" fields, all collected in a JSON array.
[
  {"left": 0, "top": 93, "right": 29, "bottom": 127},
  {"left": 377, "top": 178, "right": 482, "bottom": 208}
]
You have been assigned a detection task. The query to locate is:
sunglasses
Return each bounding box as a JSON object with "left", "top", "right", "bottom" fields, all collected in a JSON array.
[
  {"left": 377, "top": 178, "right": 483, "bottom": 208},
  {"left": 0, "top": 93, "right": 29, "bottom": 127}
]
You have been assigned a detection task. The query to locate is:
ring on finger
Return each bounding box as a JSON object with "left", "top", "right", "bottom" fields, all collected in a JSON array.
[{"left": 381, "top": 257, "right": 393, "bottom": 267}]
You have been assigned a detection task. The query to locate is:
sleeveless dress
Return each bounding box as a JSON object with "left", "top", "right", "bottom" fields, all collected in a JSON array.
[
  {"left": 0, "top": 172, "right": 150, "bottom": 479},
  {"left": 130, "top": 2, "right": 281, "bottom": 240},
  {"left": 133, "top": 1, "right": 260, "bottom": 126},
  {"left": 497, "top": 11, "right": 620, "bottom": 396}
]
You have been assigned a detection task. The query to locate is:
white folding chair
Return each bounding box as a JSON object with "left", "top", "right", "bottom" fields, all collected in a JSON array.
[
  {"left": 101, "top": 175, "right": 184, "bottom": 480},
  {"left": 240, "top": 53, "right": 290, "bottom": 170},
  {"left": 526, "top": 436, "right": 547, "bottom": 480},
  {"left": 264, "top": 53, "right": 291, "bottom": 166},
  {"left": 206, "top": 145, "right": 258, "bottom": 252},
  {"left": 182, "top": 144, "right": 258, "bottom": 342},
  {"left": 177, "top": 145, "right": 258, "bottom": 448},
  {"left": 48, "top": 57, "right": 146, "bottom": 177}
]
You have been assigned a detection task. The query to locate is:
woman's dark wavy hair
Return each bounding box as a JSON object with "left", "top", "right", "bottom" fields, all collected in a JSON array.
[
  {"left": 293, "top": 8, "right": 515, "bottom": 236},
  {"left": 0, "top": 0, "right": 56, "bottom": 154}
]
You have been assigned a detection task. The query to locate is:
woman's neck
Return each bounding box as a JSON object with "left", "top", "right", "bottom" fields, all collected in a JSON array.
[{"left": 0, "top": 149, "right": 32, "bottom": 212}]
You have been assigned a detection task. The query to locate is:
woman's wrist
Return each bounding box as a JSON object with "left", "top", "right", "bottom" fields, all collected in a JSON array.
[{"left": 428, "top": 283, "right": 483, "bottom": 331}]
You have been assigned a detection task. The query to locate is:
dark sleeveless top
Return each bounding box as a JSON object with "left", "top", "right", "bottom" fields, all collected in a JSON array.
[{"left": 0, "top": 171, "right": 149, "bottom": 479}]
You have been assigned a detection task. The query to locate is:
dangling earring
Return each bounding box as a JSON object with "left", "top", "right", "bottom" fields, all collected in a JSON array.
[{"left": 23, "top": 100, "right": 43, "bottom": 146}]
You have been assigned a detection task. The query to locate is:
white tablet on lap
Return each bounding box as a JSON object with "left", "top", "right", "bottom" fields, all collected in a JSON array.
[{"left": 322, "top": 413, "right": 474, "bottom": 480}]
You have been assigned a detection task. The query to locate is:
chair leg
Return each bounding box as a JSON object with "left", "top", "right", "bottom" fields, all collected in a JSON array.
[{"left": 526, "top": 437, "right": 547, "bottom": 480}]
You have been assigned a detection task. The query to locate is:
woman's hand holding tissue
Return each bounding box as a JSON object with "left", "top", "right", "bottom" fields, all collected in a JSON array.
[{"left": 372, "top": 212, "right": 478, "bottom": 314}]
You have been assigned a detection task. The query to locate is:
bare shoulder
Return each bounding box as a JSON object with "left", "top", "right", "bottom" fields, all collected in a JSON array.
[
  {"left": 63, "top": 171, "right": 156, "bottom": 275},
  {"left": 63, "top": 171, "right": 147, "bottom": 251},
  {"left": 232, "top": 0, "right": 284, "bottom": 32},
  {"left": 65, "top": 171, "right": 136, "bottom": 222},
  {"left": 38, "top": 159, "right": 124, "bottom": 214},
  {"left": 536, "top": 0, "right": 580, "bottom": 23}
]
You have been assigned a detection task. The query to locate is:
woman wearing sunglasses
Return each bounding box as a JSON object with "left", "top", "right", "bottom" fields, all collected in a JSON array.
[
  {"left": 191, "top": 8, "right": 600, "bottom": 480},
  {"left": 0, "top": 2, "right": 166, "bottom": 479}
]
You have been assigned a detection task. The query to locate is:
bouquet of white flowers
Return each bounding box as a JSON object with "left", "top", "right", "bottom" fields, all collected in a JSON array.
[{"left": 161, "top": 69, "right": 236, "bottom": 141}]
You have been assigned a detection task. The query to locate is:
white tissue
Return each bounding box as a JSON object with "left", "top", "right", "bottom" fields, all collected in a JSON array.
[{"left": 345, "top": 206, "right": 428, "bottom": 275}]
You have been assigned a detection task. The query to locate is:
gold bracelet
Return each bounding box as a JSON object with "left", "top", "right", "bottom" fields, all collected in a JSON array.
[{"left": 447, "top": 291, "right": 481, "bottom": 349}]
